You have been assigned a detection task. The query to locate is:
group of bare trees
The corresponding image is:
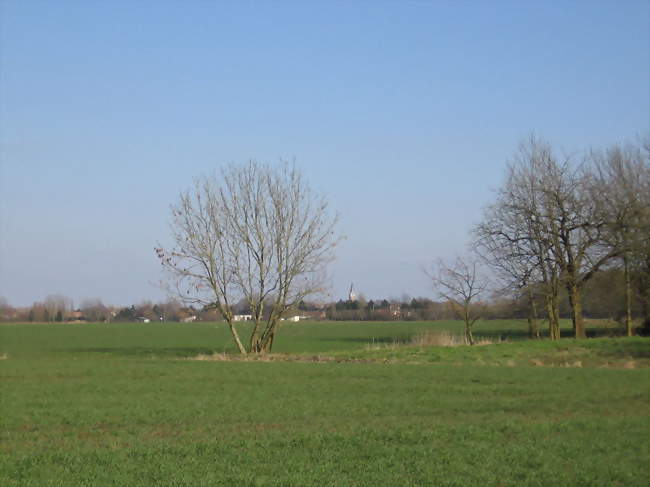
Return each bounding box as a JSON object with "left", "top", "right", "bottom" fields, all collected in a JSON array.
[
  {"left": 22, "top": 294, "right": 74, "bottom": 322},
  {"left": 157, "top": 142, "right": 647, "bottom": 353},
  {"left": 474, "top": 135, "right": 650, "bottom": 339},
  {"left": 5, "top": 140, "right": 646, "bottom": 353}
]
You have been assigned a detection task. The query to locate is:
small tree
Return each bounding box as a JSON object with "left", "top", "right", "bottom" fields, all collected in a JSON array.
[
  {"left": 157, "top": 161, "right": 339, "bottom": 354},
  {"left": 425, "top": 257, "right": 488, "bottom": 345}
]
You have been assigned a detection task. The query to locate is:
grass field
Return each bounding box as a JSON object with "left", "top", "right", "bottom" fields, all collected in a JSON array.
[{"left": 1, "top": 320, "right": 649, "bottom": 486}]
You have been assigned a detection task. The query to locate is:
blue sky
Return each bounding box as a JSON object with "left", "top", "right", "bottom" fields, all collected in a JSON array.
[{"left": 1, "top": 0, "right": 648, "bottom": 307}]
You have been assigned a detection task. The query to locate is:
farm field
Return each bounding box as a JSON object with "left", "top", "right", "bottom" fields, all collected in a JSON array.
[{"left": 1, "top": 321, "right": 649, "bottom": 486}]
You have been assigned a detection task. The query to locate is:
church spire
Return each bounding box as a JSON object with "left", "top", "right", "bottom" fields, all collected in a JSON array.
[{"left": 348, "top": 283, "right": 357, "bottom": 302}]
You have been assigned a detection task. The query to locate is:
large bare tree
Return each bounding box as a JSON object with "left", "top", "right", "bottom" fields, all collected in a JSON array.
[
  {"left": 425, "top": 257, "right": 488, "bottom": 345},
  {"left": 475, "top": 137, "right": 562, "bottom": 339},
  {"left": 156, "top": 161, "right": 339, "bottom": 354},
  {"left": 546, "top": 161, "right": 616, "bottom": 338},
  {"left": 479, "top": 135, "right": 624, "bottom": 339}
]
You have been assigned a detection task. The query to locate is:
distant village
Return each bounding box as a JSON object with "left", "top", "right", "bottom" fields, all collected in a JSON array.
[
  {"left": 0, "top": 269, "right": 638, "bottom": 324},
  {"left": 0, "top": 283, "right": 481, "bottom": 324}
]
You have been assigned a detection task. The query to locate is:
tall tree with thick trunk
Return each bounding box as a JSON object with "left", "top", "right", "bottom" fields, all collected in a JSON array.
[
  {"left": 528, "top": 144, "right": 617, "bottom": 338},
  {"left": 475, "top": 137, "right": 562, "bottom": 339},
  {"left": 476, "top": 135, "right": 629, "bottom": 339}
]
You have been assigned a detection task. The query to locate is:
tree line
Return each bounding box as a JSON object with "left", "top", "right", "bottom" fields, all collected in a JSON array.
[
  {"left": 2, "top": 138, "right": 648, "bottom": 353},
  {"left": 325, "top": 267, "right": 646, "bottom": 325},
  {"left": 472, "top": 135, "right": 649, "bottom": 340},
  {"left": 1, "top": 273, "right": 640, "bottom": 326},
  {"left": 0, "top": 296, "right": 212, "bottom": 323}
]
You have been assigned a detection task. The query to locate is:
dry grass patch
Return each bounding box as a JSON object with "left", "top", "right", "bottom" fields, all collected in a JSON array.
[
  {"left": 192, "top": 352, "right": 334, "bottom": 363},
  {"left": 410, "top": 331, "right": 507, "bottom": 347},
  {"left": 363, "top": 331, "right": 507, "bottom": 351},
  {"left": 190, "top": 352, "right": 379, "bottom": 364}
]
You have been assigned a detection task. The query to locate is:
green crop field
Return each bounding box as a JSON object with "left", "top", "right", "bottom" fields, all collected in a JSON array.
[{"left": 1, "top": 321, "right": 649, "bottom": 486}]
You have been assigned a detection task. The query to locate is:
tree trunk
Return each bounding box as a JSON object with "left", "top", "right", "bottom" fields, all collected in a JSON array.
[
  {"left": 227, "top": 321, "right": 247, "bottom": 354},
  {"left": 465, "top": 320, "right": 474, "bottom": 345},
  {"left": 250, "top": 325, "right": 261, "bottom": 351},
  {"left": 251, "top": 338, "right": 263, "bottom": 354},
  {"left": 624, "top": 254, "right": 633, "bottom": 336},
  {"left": 527, "top": 288, "right": 540, "bottom": 339},
  {"left": 266, "top": 331, "right": 276, "bottom": 352},
  {"left": 568, "top": 282, "right": 586, "bottom": 339},
  {"left": 259, "top": 318, "right": 280, "bottom": 353},
  {"left": 545, "top": 291, "right": 561, "bottom": 340}
]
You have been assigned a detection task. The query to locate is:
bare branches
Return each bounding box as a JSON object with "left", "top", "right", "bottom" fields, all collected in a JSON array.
[
  {"left": 157, "top": 161, "right": 340, "bottom": 354},
  {"left": 588, "top": 141, "right": 650, "bottom": 334},
  {"left": 424, "top": 257, "right": 488, "bottom": 345},
  {"left": 474, "top": 134, "right": 650, "bottom": 339},
  {"left": 474, "top": 135, "right": 564, "bottom": 338}
]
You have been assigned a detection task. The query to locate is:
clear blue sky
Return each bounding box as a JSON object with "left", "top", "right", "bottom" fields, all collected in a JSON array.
[{"left": 1, "top": 0, "right": 648, "bottom": 307}]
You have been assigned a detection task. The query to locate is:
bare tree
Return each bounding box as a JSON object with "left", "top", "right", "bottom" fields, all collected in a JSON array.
[
  {"left": 479, "top": 135, "right": 626, "bottom": 339},
  {"left": 589, "top": 142, "right": 650, "bottom": 335},
  {"left": 539, "top": 156, "right": 623, "bottom": 338},
  {"left": 475, "top": 136, "right": 562, "bottom": 339},
  {"left": 425, "top": 257, "right": 488, "bottom": 345},
  {"left": 634, "top": 136, "right": 650, "bottom": 332},
  {"left": 156, "top": 161, "right": 339, "bottom": 354},
  {"left": 156, "top": 299, "right": 182, "bottom": 322},
  {"left": 44, "top": 294, "right": 73, "bottom": 322},
  {"left": 80, "top": 298, "right": 109, "bottom": 322},
  {"left": 474, "top": 206, "right": 543, "bottom": 339}
]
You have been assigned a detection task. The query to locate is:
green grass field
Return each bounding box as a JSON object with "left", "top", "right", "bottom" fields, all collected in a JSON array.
[{"left": 1, "top": 320, "right": 649, "bottom": 486}]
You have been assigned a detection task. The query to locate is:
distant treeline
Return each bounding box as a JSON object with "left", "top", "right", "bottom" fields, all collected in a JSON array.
[
  {"left": 0, "top": 296, "right": 216, "bottom": 323},
  {"left": 326, "top": 267, "right": 646, "bottom": 325},
  {"left": 0, "top": 265, "right": 644, "bottom": 329}
]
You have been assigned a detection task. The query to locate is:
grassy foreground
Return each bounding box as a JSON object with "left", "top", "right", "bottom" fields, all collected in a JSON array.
[{"left": 1, "top": 321, "right": 649, "bottom": 486}]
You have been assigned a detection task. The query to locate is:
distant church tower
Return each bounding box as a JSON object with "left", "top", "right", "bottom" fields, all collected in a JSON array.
[{"left": 348, "top": 283, "right": 358, "bottom": 302}]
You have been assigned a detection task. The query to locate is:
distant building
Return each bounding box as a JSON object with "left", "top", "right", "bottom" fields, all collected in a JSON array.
[
  {"left": 233, "top": 314, "right": 252, "bottom": 321},
  {"left": 68, "top": 310, "right": 86, "bottom": 322},
  {"left": 301, "top": 310, "right": 326, "bottom": 320}
]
